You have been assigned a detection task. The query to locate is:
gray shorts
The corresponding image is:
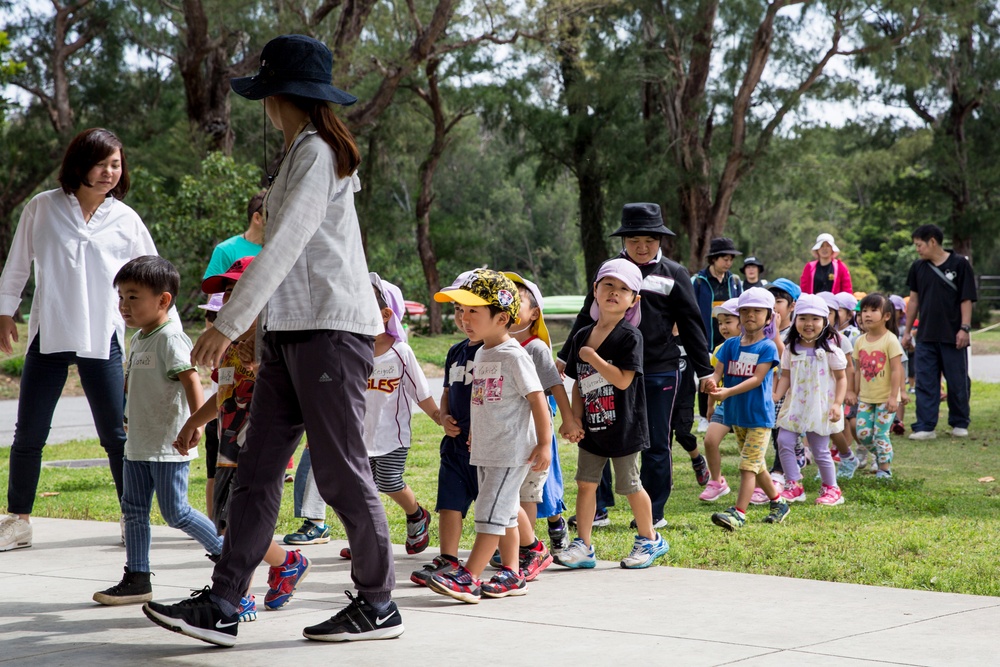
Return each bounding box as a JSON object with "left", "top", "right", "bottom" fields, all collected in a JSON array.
[
  {"left": 519, "top": 468, "right": 549, "bottom": 503},
  {"left": 475, "top": 465, "right": 530, "bottom": 536},
  {"left": 575, "top": 449, "right": 642, "bottom": 496}
]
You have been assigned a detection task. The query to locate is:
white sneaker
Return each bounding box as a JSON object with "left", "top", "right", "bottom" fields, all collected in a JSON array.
[
  {"left": 696, "top": 416, "right": 709, "bottom": 433},
  {"left": 908, "top": 431, "right": 937, "bottom": 441},
  {"left": 950, "top": 427, "right": 969, "bottom": 438},
  {"left": 0, "top": 515, "right": 31, "bottom": 552}
]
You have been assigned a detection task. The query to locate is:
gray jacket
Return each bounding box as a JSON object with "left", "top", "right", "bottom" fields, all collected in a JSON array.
[{"left": 214, "top": 125, "right": 382, "bottom": 341}]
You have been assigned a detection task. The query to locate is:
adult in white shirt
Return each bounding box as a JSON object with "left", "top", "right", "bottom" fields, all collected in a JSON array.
[{"left": 0, "top": 128, "right": 160, "bottom": 552}]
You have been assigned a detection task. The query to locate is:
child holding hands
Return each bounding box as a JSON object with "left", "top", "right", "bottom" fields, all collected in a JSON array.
[{"left": 557, "top": 259, "right": 669, "bottom": 569}]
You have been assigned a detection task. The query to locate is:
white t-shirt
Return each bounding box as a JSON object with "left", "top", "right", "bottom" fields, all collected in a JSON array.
[
  {"left": 0, "top": 188, "right": 160, "bottom": 358},
  {"left": 363, "top": 342, "right": 432, "bottom": 457},
  {"left": 469, "top": 338, "right": 544, "bottom": 467},
  {"left": 124, "top": 319, "right": 197, "bottom": 462}
]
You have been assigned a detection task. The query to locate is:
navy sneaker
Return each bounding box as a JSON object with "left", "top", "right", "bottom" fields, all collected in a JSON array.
[
  {"left": 142, "top": 586, "right": 238, "bottom": 647},
  {"left": 482, "top": 567, "right": 527, "bottom": 598},
  {"left": 238, "top": 595, "right": 257, "bottom": 623},
  {"left": 567, "top": 510, "right": 610, "bottom": 528},
  {"left": 405, "top": 506, "right": 431, "bottom": 555},
  {"left": 692, "top": 455, "right": 710, "bottom": 486},
  {"left": 547, "top": 517, "right": 568, "bottom": 553},
  {"left": 410, "top": 555, "right": 459, "bottom": 587},
  {"left": 283, "top": 520, "right": 331, "bottom": 545},
  {"left": 302, "top": 590, "right": 404, "bottom": 642}
]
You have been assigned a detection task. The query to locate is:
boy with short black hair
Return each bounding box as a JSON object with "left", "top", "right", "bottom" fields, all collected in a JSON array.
[
  {"left": 429, "top": 270, "right": 552, "bottom": 603},
  {"left": 557, "top": 258, "right": 669, "bottom": 569},
  {"left": 93, "top": 256, "right": 222, "bottom": 605}
]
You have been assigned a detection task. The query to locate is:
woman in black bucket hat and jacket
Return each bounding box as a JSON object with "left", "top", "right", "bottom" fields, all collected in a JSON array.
[
  {"left": 142, "top": 34, "right": 403, "bottom": 647},
  {"left": 557, "top": 203, "right": 713, "bottom": 529}
]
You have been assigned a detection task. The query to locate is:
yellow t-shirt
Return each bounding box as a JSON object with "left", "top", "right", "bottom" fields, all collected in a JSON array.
[{"left": 854, "top": 331, "right": 904, "bottom": 404}]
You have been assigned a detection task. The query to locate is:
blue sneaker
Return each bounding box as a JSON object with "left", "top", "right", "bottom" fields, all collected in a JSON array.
[
  {"left": 620, "top": 533, "right": 670, "bottom": 569},
  {"left": 283, "top": 520, "right": 331, "bottom": 545},
  {"left": 554, "top": 538, "right": 596, "bottom": 569},
  {"left": 265, "top": 550, "right": 311, "bottom": 610},
  {"left": 238, "top": 595, "right": 257, "bottom": 622},
  {"left": 837, "top": 455, "right": 859, "bottom": 479}
]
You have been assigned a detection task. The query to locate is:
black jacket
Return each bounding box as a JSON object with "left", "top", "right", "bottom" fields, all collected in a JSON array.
[{"left": 558, "top": 251, "right": 712, "bottom": 377}]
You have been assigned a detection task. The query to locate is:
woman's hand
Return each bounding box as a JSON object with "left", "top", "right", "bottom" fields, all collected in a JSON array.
[
  {"left": 191, "top": 327, "right": 232, "bottom": 368},
  {"left": 0, "top": 316, "right": 18, "bottom": 355}
]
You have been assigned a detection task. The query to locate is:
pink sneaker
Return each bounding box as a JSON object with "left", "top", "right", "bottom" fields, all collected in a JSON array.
[
  {"left": 699, "top": 479, "right": 731, "bottom": 502},
  {"left": 780, "top": 481, "right": 806, "bottom": 502},
  {"left": 815, "top": 484, "right": 844, "bottom": 506},
  {"left": 749, "top": 487, "right": 769, "bottom": 505}
]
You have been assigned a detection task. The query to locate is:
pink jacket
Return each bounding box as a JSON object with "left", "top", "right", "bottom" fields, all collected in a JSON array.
[{"left": 800, "top": 258, "right": 853, "bottom": 295}]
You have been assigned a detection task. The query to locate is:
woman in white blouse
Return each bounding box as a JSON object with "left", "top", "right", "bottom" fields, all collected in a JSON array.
[{"left": 0, "top": 128, "right": 160, "bottom": 552}]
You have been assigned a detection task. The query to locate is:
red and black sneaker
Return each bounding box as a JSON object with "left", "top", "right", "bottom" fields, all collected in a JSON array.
[
  {"left": 405, "top": 506, "right": 431, "bottom": 555},
  {"left": 428, "top": 565, "right": 482, "bottom": 604},
  {"left": 482, "top": 567, "right": 527, "bottom": 599},
  {"left": 518, "top": 540, "right": 553, "bottom": 582},
  {"left": 340, "top": 547, "right": 352, "bottom": 560},
  {"left": 410, "top": 555, "right": 459, "bottom": 587}
]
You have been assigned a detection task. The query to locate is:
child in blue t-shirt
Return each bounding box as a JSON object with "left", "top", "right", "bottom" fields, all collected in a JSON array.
[{"left": 705, "top": 288, "right": 790, "bottom": 530}]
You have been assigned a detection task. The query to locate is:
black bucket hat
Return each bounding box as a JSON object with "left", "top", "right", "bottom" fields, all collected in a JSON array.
[
  {"left": 609, "top": 203, "right": 675, "bottom": 237},
  {"left": 740, "top": 256, "right": 765, "bottom": 274},
  {"left": 230, "top": 34, "right": 357, "bottom": 106},
  {"left": 707, "top": 237, "right": 742, "bottom": 258}
]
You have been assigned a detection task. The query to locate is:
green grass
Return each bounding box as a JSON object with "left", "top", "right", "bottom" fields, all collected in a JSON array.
[
  {"left": 5, "top": 383, "right": 1000, "bottom": 596},
  {"left": 406, "top": 332, "right": 465, "bottom": 368},
  {"left": 971, "top": 328, "right": 1000, "bottom": 354}
]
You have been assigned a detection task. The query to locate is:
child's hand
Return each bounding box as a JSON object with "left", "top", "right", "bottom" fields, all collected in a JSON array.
[
  {"left": 173, "top": 423, "right": 203, "bottom": 456},
  {"left": 710, "top": 386, "right": 730, "bottom": 401},
  {"left": 443, "top": 415, "right": 461, "bottom": 437},
  {"left": 578, "top": 346, "right": 598, "bottom": 365},
  {"left": 236, "top": 339, "right": 257, "bottom": 371},
  {"left": 828, "top": 406, "right": 843, "bottom": 422},
  {"left": 900, "top": 394, "right": 909, "bottom": 406},
  {"left": 555, "top": 358, "right": 567, "bottom": 379},
  {"left": 559, "top": 417, "right": 584, "bottom": 443},
  {"left": 886, "top": 398, "right": 898, "bottom": 412},
  {"left": 700, "top": 377, "right": 717, "bottom": 394},
  {"left": 527, "top": 441, "right": 552, "bottom": 472},
  {"left": 845, "top": 391, "right": 858, "bottom": 406}
]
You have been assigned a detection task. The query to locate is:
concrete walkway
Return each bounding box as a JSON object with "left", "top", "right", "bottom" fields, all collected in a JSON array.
[{"left": 3, "top": 517, "right": 998, "bottom": 666}]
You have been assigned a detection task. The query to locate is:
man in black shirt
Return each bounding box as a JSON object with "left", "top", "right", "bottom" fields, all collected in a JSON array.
[{"left": 901, "top": 224, "right": 977, "bottom": 440}]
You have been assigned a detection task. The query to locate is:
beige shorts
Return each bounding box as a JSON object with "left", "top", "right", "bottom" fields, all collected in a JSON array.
[
  {"left": 733, "top": 426, "right": 770, "bottom": 474},
  {"left": 575, "top": 448, "right": 643, "bottom": 496},
  {"left": 519, "top": 468, "right": 549, "bottom": 503}
]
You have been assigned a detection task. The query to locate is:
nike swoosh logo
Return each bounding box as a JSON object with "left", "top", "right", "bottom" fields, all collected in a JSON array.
[
  {"left": 374, "top": 611, "right": 397, "bottom": 626},
  {"left": 216, "top": 619, "right": 238, "bottom": 629}
]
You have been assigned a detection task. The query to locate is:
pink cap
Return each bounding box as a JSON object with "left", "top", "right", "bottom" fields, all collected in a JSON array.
[
  {"left": 590, "top": 258, "right": 643, "bottom": 326},
  {"left": 737, "top": 288, "right": 775, "bottom": 310},
  {"left": 794, "top": 293, "right": 830, "bottom": 319},
  {"left": 370, "top": 273, "right": 407, "bottom": 343}
]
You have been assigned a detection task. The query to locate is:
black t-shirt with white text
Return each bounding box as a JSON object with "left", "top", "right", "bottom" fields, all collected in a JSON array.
[
  {"left": 906, "top": 251, "right": 978, "bottom": 344},
  {"left": 565, "top": 320, "right": 649, "bottom": 458}
]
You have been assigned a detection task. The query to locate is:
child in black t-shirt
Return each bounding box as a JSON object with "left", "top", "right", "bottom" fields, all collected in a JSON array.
[{"left": 557, "top": 259, "right": 670, "bottom": 570}]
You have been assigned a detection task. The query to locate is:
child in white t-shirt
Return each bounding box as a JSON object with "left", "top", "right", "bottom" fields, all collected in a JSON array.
[{"left": 93, "top": 256, "right": 221, "bottom": 605}]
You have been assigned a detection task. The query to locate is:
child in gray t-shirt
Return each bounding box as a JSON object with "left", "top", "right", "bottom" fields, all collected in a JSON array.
[{"left": 428, "top": 269, "right": 551, "bottom": 603}]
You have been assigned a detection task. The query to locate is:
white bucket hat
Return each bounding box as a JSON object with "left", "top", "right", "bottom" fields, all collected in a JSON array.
[{"left": 811, "top": 233, "right": 840, "bottom": 254}]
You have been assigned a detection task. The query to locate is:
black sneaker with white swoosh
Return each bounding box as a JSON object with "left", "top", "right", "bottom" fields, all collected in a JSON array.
[
  {"left": 142, "top": 586, "right": 238, "bottom": 647},
  {"left": 302, "top": 590, "right": 404, "bottom": 642}
]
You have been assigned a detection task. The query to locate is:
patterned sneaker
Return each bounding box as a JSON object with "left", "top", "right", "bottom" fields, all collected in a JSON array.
[
  {"left": 482, "top": 566, "right": 527, "bottom": 598},
  {"left": 691, "top": 455, "right": 710, "bottom": 486},
  {"left": 762, "top": 498, "right": 790, "bottom": 524},
  {"left": 238, "top": 595, "right": 257, "bottom": 622},
  {"left": 410, "top": 555, "right": 460, "bottom": 587},
  {"left": 795, "top": 440, "right": 807, "bottom": 468},
  {"left": 302, "top": 590, "right": 404, "bottom": 641},
  {"left": 567, "top": 510, "right": 610, "bottom": 528},
  {"left": 283, "top": 520, "right": 331, "bottom": 546},
  {"left": 749, "top": 487, "right": 769, "bottom": 505},
  {"left": 815, "top": 484, "right": 844, "bottom": 506},
  {"left": 264, "top": 550, "right": 311, "bottom": 610},
  {"left": 519, "top": 540, "right": 553, "bottom": 582},
  {"left": 554, "top": 538, "right": 596, "bottom": 569},
  {"left": 620, "top": 533, "right": 670, "bottom": 569},
  {"left": 547, "top": 517, "right": 568, "bottom": 554},
  {"left": 405, "top": 506, "right": 431, "bottom": 555},
  {"left": 711, "top": 507, "right": 746, "bottom": 531},
  {"left": 142, "top": 586, "right": 238, "bottom": 647},
  {"left": 0, "top": 514, "right": 31, "bottom": 552},
  {"left": 699, "top": 479, "right": 731, "bottom": 502},
  {"left": 428, "top": 565, "right": 482, "bottom": 603},
  {"left": 837, "top": 455, "right": 859, "bottom": 479},
  {"left": 780, "top": 481, "right": 806, "bottom": 502},
  {"left": 93, "top": 567, "right": 152, "bottom": 606},
  {"left": 875, "top": 469, "right": 893, "bottom": 480}
]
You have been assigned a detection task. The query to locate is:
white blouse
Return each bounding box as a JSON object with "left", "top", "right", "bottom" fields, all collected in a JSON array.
[{"left": 0, "top": 188, "right": 159, "bottom": 359}]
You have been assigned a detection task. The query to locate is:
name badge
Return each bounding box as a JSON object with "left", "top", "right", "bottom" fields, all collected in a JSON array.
[
  {"left": 371, "top": 363, "right": 400, "bottom": 380},
  {"left": 476, "top": 360, "right": 501, "bottom": 379},
  {"left": 580, "top": 372, "right": 610, "bottom": 395},
  {"left": 738, "top": 352, "right": 759, "bottom": 366},
  {"left": 131, "top": 351, "right": 155, "bottom": 370},
  {"left": 450, "top": 362, "right": 473, "bottom": 385},
  {"left": 641, "top": 274, "right": 675, "bottom": 296},
  {"left": 217, "top": 367, "right": 235, "bottom": 386}
]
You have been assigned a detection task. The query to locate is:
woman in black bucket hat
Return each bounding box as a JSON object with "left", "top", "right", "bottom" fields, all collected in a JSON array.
[
  {"left": 142, "top": 35, "right": 403, "bottom": 646},
  {"left": 557, "top": 203, "right": 713, "bottom": 531}
]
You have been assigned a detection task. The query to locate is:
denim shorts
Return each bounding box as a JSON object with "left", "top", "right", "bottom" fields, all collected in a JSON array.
[{"left": 710, "top": 402, "right": 726, "bottom": 425}]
